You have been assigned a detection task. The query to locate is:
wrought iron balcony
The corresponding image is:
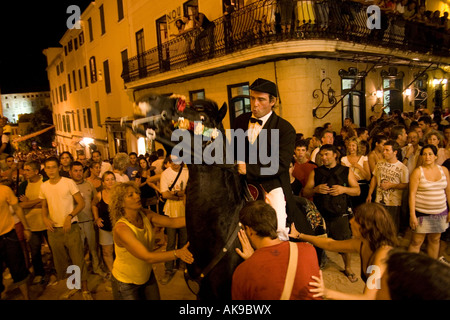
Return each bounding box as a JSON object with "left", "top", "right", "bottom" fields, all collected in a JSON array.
[{"left": 121, "top": 0, "right": 450, "bottom": 84}]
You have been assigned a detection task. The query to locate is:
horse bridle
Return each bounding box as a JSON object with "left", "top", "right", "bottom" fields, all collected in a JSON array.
[{"left": 184, "top": 221, "right": 242, "bottom": 296}]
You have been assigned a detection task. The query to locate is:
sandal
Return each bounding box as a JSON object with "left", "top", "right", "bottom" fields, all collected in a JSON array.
[{"left": 342, "top": 270, "right": 358, "bottom": 283}]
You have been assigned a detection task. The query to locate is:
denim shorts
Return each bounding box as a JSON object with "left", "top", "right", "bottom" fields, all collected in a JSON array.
[{"left": 111, "top": 272, "right": 160, "bottom": 300}]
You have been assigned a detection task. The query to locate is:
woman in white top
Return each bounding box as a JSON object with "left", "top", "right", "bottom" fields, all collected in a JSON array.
[
  {"left": 408, "top": 144, "right": 450, "bottom": 259},
  {"left": 341, "top": 137, "right": 371, "bottom": 181},
  {"left": 341, "top": 137, "right": 371, "bottom": 209}
]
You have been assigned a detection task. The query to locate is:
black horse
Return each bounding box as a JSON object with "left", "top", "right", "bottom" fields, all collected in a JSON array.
[
  {"left": 131, "top": 94, "right": 245, "bottom": 300},
  {"left": 129, "top": 94, "right": 322, "bottom": 300}
]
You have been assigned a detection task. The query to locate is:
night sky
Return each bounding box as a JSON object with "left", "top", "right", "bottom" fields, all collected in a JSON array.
[{"left": 0, "top": 1, "right": 92, "bottom": 94}]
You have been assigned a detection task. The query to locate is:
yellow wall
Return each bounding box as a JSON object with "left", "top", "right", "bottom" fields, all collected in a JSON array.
[{"left": 133, "top": 57, "right": 439, "bottom": 138}]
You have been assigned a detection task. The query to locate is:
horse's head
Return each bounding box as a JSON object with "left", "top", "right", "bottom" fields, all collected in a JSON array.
[{"left": 131, "top": 94, "right": 228, "bottom": 157}]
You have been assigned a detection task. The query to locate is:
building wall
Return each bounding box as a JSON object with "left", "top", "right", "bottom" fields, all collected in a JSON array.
[
  {"left": 133, "top": 57, "right": 440, "bottom": 138},
  {"left": 43, "top": 0, "right": 450, "bottom": 159}
]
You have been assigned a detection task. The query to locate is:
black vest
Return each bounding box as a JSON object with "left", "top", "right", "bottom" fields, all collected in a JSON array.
[{"left": 313, "top": 164, "right": 351, "bottom": 218}]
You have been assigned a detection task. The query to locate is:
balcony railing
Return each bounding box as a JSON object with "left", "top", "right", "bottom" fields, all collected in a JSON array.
[{"left": 122, "top": 0, "right": 450, "bottom": 83}]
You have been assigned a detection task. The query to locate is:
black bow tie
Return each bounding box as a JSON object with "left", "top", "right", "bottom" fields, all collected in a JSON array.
[{"left": 249, "top": 118, "right": 263, "bottom": 125}]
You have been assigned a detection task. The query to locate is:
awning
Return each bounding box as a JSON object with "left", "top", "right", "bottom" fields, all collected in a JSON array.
[{"left": 12, "top": 125, "right": 55, "bottom": 143}]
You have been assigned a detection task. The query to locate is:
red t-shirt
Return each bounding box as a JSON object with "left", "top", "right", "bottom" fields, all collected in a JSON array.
[
  {"left": 292, "top": 161, "right": 317, "bottom": 189},
  {"left": 232, "top": 241, "right": 321, "bottom": 300}
]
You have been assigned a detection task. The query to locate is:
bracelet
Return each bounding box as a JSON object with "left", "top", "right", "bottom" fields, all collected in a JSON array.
[{"left": 173, "top": 250, "right": 178, "bottom": 258}]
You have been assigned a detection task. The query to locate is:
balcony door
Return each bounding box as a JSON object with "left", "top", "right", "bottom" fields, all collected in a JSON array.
[
  {"left": 339, "top": 68, "right": 366, "bottom": 128},
  {"left": 136, "top": 29, "right": 146, "bottom": 77},
  {"left": 156, "top": 15, "right": 170, "bottom": 72}
]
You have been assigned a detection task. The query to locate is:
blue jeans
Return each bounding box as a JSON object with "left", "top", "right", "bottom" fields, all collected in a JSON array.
[
  {"left": 165, "top": 227, "right": 187, "bottom": 272},
  {"left": 111, "top": 272, "right": 160, "bottom": 300}
]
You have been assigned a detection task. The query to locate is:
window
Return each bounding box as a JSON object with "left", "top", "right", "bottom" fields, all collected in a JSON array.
[
  {"left": 72, "top": 70, "right": 77, "bottom": 91},
  {"left": 63, "top": 84, "right": 67, "bottom": 101},
  {"left": 64, "top": 46, "right": 68, "bottom": 56},
  {"left": 89, "top": 57, "right": 97, "bottom": 83},
  {"left": 68, "top": 39, "right": 73, "bottom": 52},
  {"left": 189, "top": 89, "right": 205, "bottom": 102},
  {"left": 79, "top": 32, "right": 84, "bottom": 46},
  {"left": 136, "top": 29, "right": 146, "bottom": 77},
  {"left": 84, "top": 66, "right": 89, "bottom": 87},
  {"left": 121, "top": 49, "right": 129, "bottom": 79},
  {"left": 114, "top": 131, "right": 127, "bottom": 153},
  {"left": 77, "top": 110, "right": 81, "bottom": 131},
  {"left": 58, "top": 114, "right": 62, "bottom": 131},
  {"left": 95, "top": 101, "right": 102, "bottom": 127},
  {"left": 86, "top": 108, "right": 94, "bottom": 129},
  {"left": 74, "top": 37, "right": 78, "bottom": 50},
  {"left": 59, "top": 86, "right": 63, "bottom": 102},
  {"left": 68, "top": 74, "right": 72, "bottom": 93},
  {"left": 88, "top": 17, "right": 94, "bottom": 42},
  {"left": 56, "top": 65, "right": 60, "bottom": 76},
  {"left": 117, "top": 0, "right": 124, "bottom": 21},
  {"left": 103, "top": 60, "right": 111, "bottom": 94},
  {"left": 78, "top": 70, "right": 83, "bottom": 89},
  {"left": 100, "top": 4, "right": 106, "bottom": 35},
  {"left": 227, "top": 83, "right": 250, "bottom": 127},
  {"left": 339, "top": 68, "right": 367, "bottom": 128},
  {"left": 66, "top": 115, "right": 71, "bottom": 133},
  {"left": 60, "top": 61, "right": 64, "bottom": 73},
  {"left": 62, "top": 115, "right": 67, "bottom": 132},
  {"left": 83, "top": 109, "right": 87, "bottom": 128}
]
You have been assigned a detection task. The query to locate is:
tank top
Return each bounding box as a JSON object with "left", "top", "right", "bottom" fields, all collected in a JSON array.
[
  {"left": 139, "top": 176, "right": 156, "bottom": 199},
  {"left": 112, "top": 212, "right": 154, "bottom": 285},
  {"left": 416, "top": 165, "right": 447, "bottom": 214},
  {"left": 96, "top": 191, "right": 113, "bottom": 231}
]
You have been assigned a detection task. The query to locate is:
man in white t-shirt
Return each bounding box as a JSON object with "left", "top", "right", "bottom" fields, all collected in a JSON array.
[
  {"left": 310, "top": 130, "right": 334, "bottom": 166},
  {"left": 367, "top": 140, "right": 409, "bottom": 232},
  {"left": 151, "top": 149, "right": 165, "bottom": 175},
  {"left": 159, "top": 155, "right": 189, "bottom": 285},
  {"left": 39, "top": 157, "right": 93, "bottom": 300}
]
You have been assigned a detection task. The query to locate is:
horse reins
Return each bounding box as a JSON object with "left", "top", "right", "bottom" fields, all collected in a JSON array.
[{"left": 184, "top": 221, "right": 242, "bottom": 296}]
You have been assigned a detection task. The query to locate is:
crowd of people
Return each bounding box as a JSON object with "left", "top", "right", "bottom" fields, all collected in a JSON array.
[
  {"left": 283, "top": 107, "right": 450, "bottom": 299},
  {"left": 0, "top": 145, "right": 194, "bottom": 300},
  {"left": 1, "top": 82, "right": 450, "bottom": 300}
]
